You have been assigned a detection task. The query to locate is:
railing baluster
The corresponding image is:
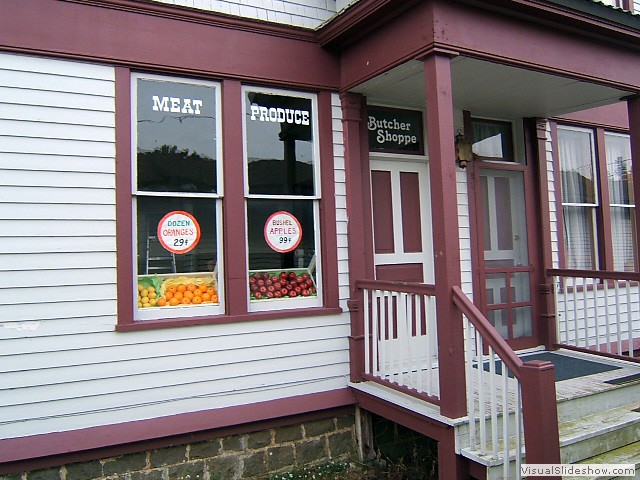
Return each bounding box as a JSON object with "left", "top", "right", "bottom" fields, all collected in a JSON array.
[
  {"left": 572, "top": 276, "right": 579, "bottom": 347},
  {"left": 415, "top": 293, "right": 424, "bottom": 394},
  {"left": 398, "top": 292, "right": 408, "bottom": 387},
  {"left": 615, "top": 281, "right": 622, "bottom": 355},
  {"left": 489, "top": 347, "right": 498, "bottom": 459},
  {"left": 372, "top": 289, "right": 379, "bottom": 377},
  {"left": 379, "top": 290, "right": 387, "bottom": 379},
  {"left": 502, "top": 363, "right": 510, "bottom": 480},
  {"left": 476, "top": 334, "right": 487, "bottom": 455},
  {"left": 364, "top": 288, "right": 371, "bottom": 376},
  {"left": 582, "top": 276, "right": 589, "bottom": 348},
  {"left": 465, "top": 316, "right": 477, "bottom": 450},
  {"left": 593, "top": 278, "right": 601, "bottom": 352},
  {"left": 604, "top": 279, "right": 612, "bottom": 354},
  {"left": 627, "top": 281, "right": 633, "bottom": 358},
  {"left": 515, "top": 382, "right": 523, "bottom": 479}
]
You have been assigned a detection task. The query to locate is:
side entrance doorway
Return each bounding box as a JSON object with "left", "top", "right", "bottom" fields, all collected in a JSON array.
[{"left": 468, "top": 118, "right": 541, "bottom": 350}]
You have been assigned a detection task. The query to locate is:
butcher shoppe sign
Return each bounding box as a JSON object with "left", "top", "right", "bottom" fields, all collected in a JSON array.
[{"left": 368, "top": 106, "right": 424, "bottom": 155}]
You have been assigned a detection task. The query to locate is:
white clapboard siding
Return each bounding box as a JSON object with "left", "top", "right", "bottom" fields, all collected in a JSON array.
[
  {"left": 149, "top": 0, "right": 337, "bottom": 28},
  {"left": 1, "top": 335, "right": 347, "bottom": 379},
  {"left": 457, "top": 168, "right": 474, "bottom": 297},
  {"left": 0, "top": 186, "right": 115, "bottom": 205},
  {"left": 0, "top": 53, "right": 350, "bottom": 441},
  {"left": 332, "top": 93, "right": 350, "bottom": 310},
  {"left": 2, "top": 375, "right": 348, "bottom": 439},
  {"left": 0, "top": 152, "right": 115, "bottom": 174},
  {"left": 0, "top": 236, "right": 116, "bottom": 254},
  {"left": 1, "top": 103, "right": 115, "bottom": 127},
  {"left": 0, "top": 86, "right": 115, "bottom": 112},
  {"left": 1, "top": 317, "right": 348, "bottom": 357}
]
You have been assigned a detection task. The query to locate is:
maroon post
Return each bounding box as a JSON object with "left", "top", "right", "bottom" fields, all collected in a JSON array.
[
  {"left": 422, "top": 52, "right": 467, "bottom": 419},
  {"left": 627, "top": 96, "right": 640, "bottom": 275},
  {"left": 520, "top": 360, "right": 561, "bottom": 479},
  {"left": 531, "top": 118, "right": 558, "bottom": 349},
  {"left": 341, "top": 92, "right": 374, "bottom": 382},
  {"left": 222, "top": 79, "right": 249, "bottom": 317}
]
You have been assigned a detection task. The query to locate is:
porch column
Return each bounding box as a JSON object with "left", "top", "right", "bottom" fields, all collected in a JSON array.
[
  {"left": 529, "top": 118, "right": 557, "bottom": 349},
  {"left": 341, "top": 92, "right": 375, "bottom": 383},
  {"left": 627, "top": 95, "right": 640, "bottom": 274},
  {"left": 422, "top": 53, "right": 467, "bottom": 418}
]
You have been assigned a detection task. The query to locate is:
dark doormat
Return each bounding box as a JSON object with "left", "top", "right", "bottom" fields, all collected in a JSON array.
[
  {"left": 605, "top": 373, "right": 640, "bottom": 386},
  {"left": 481, "top": 352, "right": 621, "bottom": 382}
]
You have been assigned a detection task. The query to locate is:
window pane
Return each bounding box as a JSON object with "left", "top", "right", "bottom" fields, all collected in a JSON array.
[
  {"left": 247, "top": 199, "right": 317, "bottom": 301},
  {"left": 137, "top": 196, "right": 219, "bottom": 307},
  {"left": 605, "top": 133, "right": 633, "bottom": 206},
  {"left": 245, "top": 92, "right": 315, "bottom": 195},
  {"left": 137, "top": 79, "right": 218, "bottom": 193},
  {"left": 563, "top": 205, "right": 597, "bottom": 270},
  {"left": 472, "top": 120, "right": 513, "bottom": 160},
  {"left": 558, "top": 128, "right": 596, "bottom": 204},
  {"left": 611, "top": 206, "right": 637, "bottom": 272}
]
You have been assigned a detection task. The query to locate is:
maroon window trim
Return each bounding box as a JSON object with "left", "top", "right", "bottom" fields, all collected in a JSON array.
[
  {"left": 115, "top": 72, "right": 341, "bottom": 331},
  {"left": 552, "top": 121, "right": 636, "bottom": 273}
]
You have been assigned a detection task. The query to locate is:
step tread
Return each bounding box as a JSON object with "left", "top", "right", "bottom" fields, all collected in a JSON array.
[
  {"left": 563, "top": 441, "right": 640, "bottom": 480},
  {"left": 560, "top": 402, "right": 640, "bottom": 447}
]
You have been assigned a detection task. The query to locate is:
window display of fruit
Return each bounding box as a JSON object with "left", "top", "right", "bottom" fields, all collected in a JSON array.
[
  {"left": 138, "top": 275, "right": 218, "bottom": 308},
  {"left": 249, "top": 270, "right": 317, "bottom": 300}
]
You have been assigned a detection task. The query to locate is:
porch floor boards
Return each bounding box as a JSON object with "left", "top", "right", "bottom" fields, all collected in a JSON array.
[{"left": 354, "top": 348, "right": 640, "bottom": 422}]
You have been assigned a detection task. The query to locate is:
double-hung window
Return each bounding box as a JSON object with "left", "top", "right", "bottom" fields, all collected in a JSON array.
[
  {"left": 132, "top": 74, "right": 224, "bottom": 320},
  {"left": 557, "top": 124, "right": 636, "bottom": 272},
  {"left": 243, "top": 87, "right": 321, "bottom": 311}
]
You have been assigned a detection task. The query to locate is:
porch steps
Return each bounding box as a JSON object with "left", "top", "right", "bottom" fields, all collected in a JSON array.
[
  {"left": 564, "top": 441, "right": 640, "bottom": 480},
  {"left": 462, "top": 365, "right": 640, "bottom": 480}
]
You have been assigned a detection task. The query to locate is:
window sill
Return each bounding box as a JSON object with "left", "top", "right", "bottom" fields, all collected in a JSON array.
[{"left": 116, "top": 306, "right": 344, "bottom": 332}]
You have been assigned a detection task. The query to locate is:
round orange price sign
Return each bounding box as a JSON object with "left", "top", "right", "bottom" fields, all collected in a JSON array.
[
  {"left": 264, "top": 211, "right": 302, "bottom": 253},
  {"left": 157, "top": 211, "right": 201, "bottom": 254}
]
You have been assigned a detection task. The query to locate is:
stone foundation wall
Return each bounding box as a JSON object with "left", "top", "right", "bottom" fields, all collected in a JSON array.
[{"left": 1, "top": 414, "right": 356, "bottom": 480}]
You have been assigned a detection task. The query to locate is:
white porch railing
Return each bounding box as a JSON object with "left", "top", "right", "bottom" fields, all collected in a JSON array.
[
  {"left": 453, "top": 286, "right": 560, "bottom": 480},
  {"left": 358, "top": 280, "right": 439, "bottom": 402},
  {"left": 550, "top": 269, "right": 640, "bottom": 358}
]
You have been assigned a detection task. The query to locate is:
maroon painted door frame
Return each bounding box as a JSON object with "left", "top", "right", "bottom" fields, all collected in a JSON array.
[{"left": 466, "top": 124, "right": 544, "bottom": 351}]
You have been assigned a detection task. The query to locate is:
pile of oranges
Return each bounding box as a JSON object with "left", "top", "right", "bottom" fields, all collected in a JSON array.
[{"left": 138, "top": 282, "right": 219, "bottom": 308}]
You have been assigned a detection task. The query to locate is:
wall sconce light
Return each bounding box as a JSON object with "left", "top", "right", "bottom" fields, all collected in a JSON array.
[{"left": 455, "top": 131, "right": 474, "bottom": 169}]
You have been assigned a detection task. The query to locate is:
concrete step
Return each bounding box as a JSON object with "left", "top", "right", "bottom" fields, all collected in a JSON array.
[{"left": 563, "top": 440, "right": 640, "bottom": 480}]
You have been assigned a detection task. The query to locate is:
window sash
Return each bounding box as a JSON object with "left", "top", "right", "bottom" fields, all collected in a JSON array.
[
  {"left": 132, "top": 73, "right": 224, "bottom": 321},
  {"left": 242, "top": 86, "right": 322, "bottom": 312}
]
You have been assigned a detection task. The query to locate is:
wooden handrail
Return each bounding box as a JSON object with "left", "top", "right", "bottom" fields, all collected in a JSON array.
[
  {"left": 547, "top": 268, "right": 640, "bottom": 282},
  {"left": 356, "top": 279, "right": 437, "bottom": 296},
  {"left": 452, "top": 285, "right": 524, "bottom": 376}
]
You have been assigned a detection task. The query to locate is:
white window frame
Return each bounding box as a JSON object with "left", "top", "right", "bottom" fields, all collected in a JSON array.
[
  {"left": 242, "top": 85, "right": 322, "bottom": 312},
  {"left": 131, "top": 73, "right": 225, "bottom": 320}
]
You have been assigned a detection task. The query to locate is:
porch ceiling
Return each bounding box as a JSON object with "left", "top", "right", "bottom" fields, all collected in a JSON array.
[{"left": 350, "top": 56, "right": 631, "bottom": 118}]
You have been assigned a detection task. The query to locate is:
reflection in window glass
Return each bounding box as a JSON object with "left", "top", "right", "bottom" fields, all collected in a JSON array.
[
  {"left": 606, "top": 133, "right": 636, "bottom": 271},
  {"left": 134, "top": 76, "right": 221, "bottom": 316},
  {"left": 137, "top": 79, "right": 218, "bottom": 193},
  {"left": 472, "top": 120, "right": 513, "bottom": 161},
  {"left": 558, "top": 127, "right": 598, "bottom": 270},
  {"left": 244, "top": 89, "right": 320, "bottom": 307},
  {"left": 245, "top": 92, "right": 314, "bottom": 195}
]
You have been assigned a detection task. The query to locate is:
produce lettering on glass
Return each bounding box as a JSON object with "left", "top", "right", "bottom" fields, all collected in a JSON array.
[{"left": 263, "top": 211, "right": 302, "bottom": 253}]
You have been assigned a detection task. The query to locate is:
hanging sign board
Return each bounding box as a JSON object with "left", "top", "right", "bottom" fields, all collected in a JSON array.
[
  {"left": 264, "top": 211, "right": 302, "bottom": 253},
  {"left": 157, "top": 211, "right": 201, "bottom": 254},
  {"left": 367, "top": 106, "right": 424, "bottom": 155}
]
